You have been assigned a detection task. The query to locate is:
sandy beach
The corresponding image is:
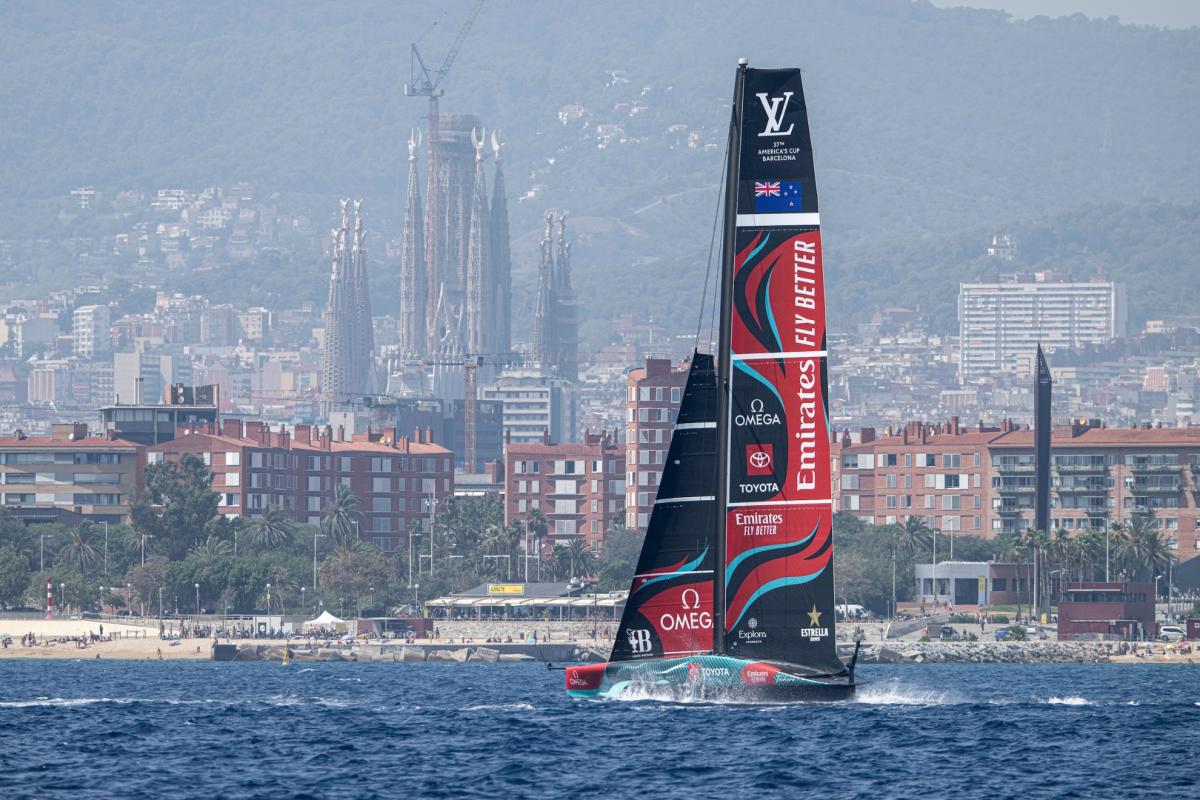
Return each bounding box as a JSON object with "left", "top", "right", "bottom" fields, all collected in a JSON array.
[{"left": 0, "top": 619, "right": 210, "bottom": 660}]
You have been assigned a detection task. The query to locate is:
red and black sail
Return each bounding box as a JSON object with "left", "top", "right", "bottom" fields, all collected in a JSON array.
[
  {"left": 717, "top": 67, "right": 841, "bottom": 673},
  {"left": 610, "top": 353, "right": 718, "bottom": 662}
]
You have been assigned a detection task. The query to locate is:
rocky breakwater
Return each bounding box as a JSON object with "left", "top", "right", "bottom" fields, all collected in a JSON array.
[{"left": 854, "top": 641, "right": 1119, "bottom": 665}]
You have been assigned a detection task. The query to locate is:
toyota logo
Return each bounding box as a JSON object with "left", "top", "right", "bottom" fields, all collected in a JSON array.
[{"left": 749, "top": 451, "right": 771, "bottom": 469}]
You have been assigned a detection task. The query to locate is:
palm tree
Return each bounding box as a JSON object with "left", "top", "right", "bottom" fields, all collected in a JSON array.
[
  {"left": 248, "top": 506, "right": 295, "bottom": 550},
  {"left": 893, "top": 517, "right": 933, "bottom": 616},
  {"left": 565, "top": 538, "right": 597, "bottom": 580},
  {"left": 56, "top": 523, "right": 102, "bottom": 574},
  {"left": 322, "top": 484, "right": 361, "bottom": 547},
  {"left": 190, "top": 535, "right": 232, "bottom": 561}
]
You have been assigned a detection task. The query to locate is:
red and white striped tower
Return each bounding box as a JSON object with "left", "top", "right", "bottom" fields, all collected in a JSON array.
[{"left": 46, "top": 579, "right": 53, "bottom": 620}]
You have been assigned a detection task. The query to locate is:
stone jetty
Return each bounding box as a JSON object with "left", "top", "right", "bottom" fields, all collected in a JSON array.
[{"left": 847, "top": 641, "right": 1125, "bottom": 665}]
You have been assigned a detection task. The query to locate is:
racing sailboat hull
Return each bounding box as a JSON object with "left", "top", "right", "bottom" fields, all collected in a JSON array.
[{"left": 565, "top": 656, "right": 854, "bottom": 702}]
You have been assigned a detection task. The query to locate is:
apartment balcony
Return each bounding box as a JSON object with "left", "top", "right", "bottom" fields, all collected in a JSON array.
[
  {"left": 994, "top": 464, "right": 1035, "bottom": 474},
  {"left": 1054, "top": 464, "right": 1108, "bottom": 474},
  {"left": 1127, "top": 484, "right": 1181, "bottom": 494},
  {"left": 995, "top": 505, "right": 1026, "bottom": 515},
  {"left": 996, "top": 484, "right": 1035, "bottom": 494},
  {"left": 1128, "top": 463, "right": 1182, "bottom": 474},
  {"left": 1053, "top": 484, "right": 1108, "bottom": 494}
]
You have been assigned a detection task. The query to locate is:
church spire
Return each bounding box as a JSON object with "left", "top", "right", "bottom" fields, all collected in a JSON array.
[
  {"left": 489, "top": 130, "right": 512, "bottom": 360},
  {"left": 399, "top": 130, "right": 427, "bottom": 357},
  {"left": 350, "top": 198, "right": 375, "bottom": 392},
  {"left": 533, "top": 212, "right": 555, "bottom": 371},
  {"left": 465, "top": 128, "right": 490, "bottom": 355}
]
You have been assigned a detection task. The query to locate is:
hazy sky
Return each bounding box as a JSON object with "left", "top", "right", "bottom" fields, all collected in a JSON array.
[{"left": 929, "top": 0, "right": 1200, "bottom": 28}]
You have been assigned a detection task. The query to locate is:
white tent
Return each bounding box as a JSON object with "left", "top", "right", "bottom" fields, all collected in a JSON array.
[{"left": 302, "top": 610, "right": 347, "bottom": 630}]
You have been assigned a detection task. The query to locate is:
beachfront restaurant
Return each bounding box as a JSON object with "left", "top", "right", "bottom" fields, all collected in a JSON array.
[{"left": 425, "top": 582, "right": 627, "bottom": 622}]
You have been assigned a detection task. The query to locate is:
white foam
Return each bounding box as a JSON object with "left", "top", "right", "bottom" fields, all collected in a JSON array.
[
  {"left": 461, "top": 702, "right": 535, "bottom": 711},
  {"left": 1046, "top": 696, "right": 1093, "bottom": 706},
  {"left": 0, "top": 697, "right": 117, "bottom": 708},
  {"left": 852, "top": 679, "right": 954, "bottom": 706}
]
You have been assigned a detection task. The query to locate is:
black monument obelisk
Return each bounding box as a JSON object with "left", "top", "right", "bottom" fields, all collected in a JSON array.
[{"left": 1034, "top": 345, "right": 1053, "bottom": 533}]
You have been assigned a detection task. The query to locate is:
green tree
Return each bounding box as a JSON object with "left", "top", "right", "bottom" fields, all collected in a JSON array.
[
  {"left": 321, "top": 484, "right": 361, "bottom": 547},
  {"left": 124, "top": 555, "right": 169, "bottom": 614},
  {"left": 319, "top": 545, "right": 393, "bottom": 612},
  {"left": 247, "top": 506, "right": 295, "bottom": 550},
  {"left": 0, "top": 544, "right": 29, "bottom": 608},
  {"left": 54, "top": 522, "right": 103, "bottom": 575},
  {"left": 131, "top": 454, "right": 219, "bottom": 560},
  {"left": 595, "top": 524, "right": 643, "bottom": 592},
  {"left": 564, "top": 538, "right": 597, "bottom": 580}
]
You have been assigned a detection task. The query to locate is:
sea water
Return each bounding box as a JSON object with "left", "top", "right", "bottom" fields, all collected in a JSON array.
[{"left": 0, "top": 661, "right": 1196, "bottom": 799}]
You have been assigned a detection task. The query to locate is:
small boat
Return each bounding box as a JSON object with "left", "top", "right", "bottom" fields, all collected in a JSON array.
[{"left": 566, "top": 60, "right": 858, "bottom": 702}]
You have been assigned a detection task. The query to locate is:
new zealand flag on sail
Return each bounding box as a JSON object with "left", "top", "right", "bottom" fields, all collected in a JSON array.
[{"left": 753, "top": 180, "right": 803, "bottom": 213}]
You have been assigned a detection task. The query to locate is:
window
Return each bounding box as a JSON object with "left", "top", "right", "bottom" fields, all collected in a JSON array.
[
  {"left": 993, "top": 578, "right": 1007, "bottom": 592},
  {"left": 373, "top": 477, "right": 391, "bottom": 493},
  {"left": 904, "top": 453, "right": 912, "bottom": 467},
  {"left": 225, "top": 451, "right": 240, "bottom": 466},
  {"left": 251, "top": 452, "right": 264, "bottom": 468},
  {"left": 339, "top": 457, "right": 352, "bottom": 472},
  {"left": 886, "top": 495, "right": 897, "bottom": 509},
  {"left": 904, "top": 475, "right": 912, "bottom": 489},
  {"left": 671, "top": 387, "right": 681, "bottom": 403},
  {"left": 881, "top": 454, "right": 898, "bottom": 467},
  {"left": 307, "top": 477, "right": 321, "bottom": 491},
  {"left": 372, "top": 457, "right": 392, "bottom": 473},
  {"left": 941, "top": 495, "right": 961, "bottom": 510},
  {"left": 841, "top": 495, "right": 860, "bottom": 511},
  {"left": 924, "top": 474, "right": 935, "bottom": 489},
  {"left": 885, "top": 474, "right": 897, "bottom": 489},
  {"left": 225, "top": 472, "right": 240, "bottom": 487},
  {"left": 924, "top": 494, "right": 935, "bottom": 509},
  {"left": 841, "top": 474, "right": 859, "bottom": 490},
  {"left": 4, "top": 473, "right": 34, "bottom": 484},
  {"left": 372, "top": 497, "right": 391, "bottom": 512},
  {"left": 942, "top": 454, "right": 961, "bottom": 469},
  {"left": 148, "top": 452, "right": 163, "bottom": 465}
]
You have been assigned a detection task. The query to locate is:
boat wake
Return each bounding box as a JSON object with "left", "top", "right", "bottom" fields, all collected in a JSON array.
[{"left": 851, "top": 680, "right": 955, "bottom": 706}]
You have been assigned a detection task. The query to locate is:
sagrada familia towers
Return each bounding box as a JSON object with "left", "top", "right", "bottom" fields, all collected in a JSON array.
[
  {"left": 396, "top": 114, "right": 513, "bottom": 396},
  {"left": 321, "top": 110, "right": 580, "bottom": 417},
  {"left": 534, "top": 212, "right": 578, "bottom": 382},
  {"left": 320, "top": 199, "right": 375, "bottom": 416}
]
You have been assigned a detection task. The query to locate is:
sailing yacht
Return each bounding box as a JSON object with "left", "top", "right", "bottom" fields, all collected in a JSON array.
[{"left": 565, "top": 61, "right": 858, "bottom": 701}]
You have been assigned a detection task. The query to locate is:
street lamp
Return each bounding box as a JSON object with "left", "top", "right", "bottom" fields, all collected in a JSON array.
[
  {"left": 140, "top": 533, "right": 154, "bottom": 565},
  {"left": 39, "top": 532, "right": 53, "bottom": 572},
  {"left": 194, "top": 583, "right": 200, "bottom": 616},
  {"left": 158, "top": 586, "right": 164, "bottom": 619},
  {"left": 59, "top": 583, "right": 66, "bottom": 618},
  {"left": 312, "top": 532, "right": 324, "bottom": 591},
  {"left": 98, "top": 586, "right": 105, "bottom": 615},
  {"left": 413, "top": 583, "right": 419, "bottom": 611},
  {"left": 266, "top": 583, "right": 272, "bottom": 616},
  {"left": 301, "top": 586, "right": 306, "bottom": 614},
  {"left": 101, "top": 521, "right": 109, "bottom": 577},
  {"left": 409, "top": 532, "right": 421, "bottom": 587}
]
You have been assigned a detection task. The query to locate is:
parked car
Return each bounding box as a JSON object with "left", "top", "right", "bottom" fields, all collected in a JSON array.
[
  {"left": 994, "top": 627, "right": 1011, "bottom": 641},
  {"left": 1159, "top": 625, "right": 1185, "bottom": 642}
]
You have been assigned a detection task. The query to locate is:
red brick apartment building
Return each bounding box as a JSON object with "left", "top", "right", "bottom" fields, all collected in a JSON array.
[
  {"left": 0, "top": 423, "right": 144, "bottom": 525},
  {"left": 149, "top": 420, "right": 453, "bottom": 553},
  {"left": 832, "top": 418, "right": 1200, "bottom": 557},
  {"left": 625, "top": 356, "right": 689, "bottom": 530},
  {"left": 504, "top": 431, "right": 625, "bottom": 550}
]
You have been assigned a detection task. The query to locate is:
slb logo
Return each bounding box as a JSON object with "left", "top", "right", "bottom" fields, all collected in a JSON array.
[
  {"left": 627, "top": 628, "right": 652, "bottom": 654},
  {"left": 746, "top": 444, "right": 773, "bottom": 476},
  {"left": 756, "top": 92, "right": 795, "bottom": 137}
]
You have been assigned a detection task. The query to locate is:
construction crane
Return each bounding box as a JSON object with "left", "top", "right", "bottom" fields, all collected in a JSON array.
[{"left": 405, "top": 0, "right": 486, "bottom": 102}]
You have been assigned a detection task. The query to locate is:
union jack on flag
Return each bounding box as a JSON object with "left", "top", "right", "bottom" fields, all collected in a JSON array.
[{"left": 754, "top": 181, "right": 781, "bottom": 198}]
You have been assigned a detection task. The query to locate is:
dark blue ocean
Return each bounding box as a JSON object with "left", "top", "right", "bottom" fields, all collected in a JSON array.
[{"left": 0, "top": 661, "right": 1196, "bottom": 799}]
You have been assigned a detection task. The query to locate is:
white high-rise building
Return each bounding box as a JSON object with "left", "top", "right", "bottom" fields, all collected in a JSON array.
[
  {"left": 958, "top": 276, "right": 1126, "bottom": 380},
  {"left": 72, "top": 304, "right": 111, "bottom": 360}
]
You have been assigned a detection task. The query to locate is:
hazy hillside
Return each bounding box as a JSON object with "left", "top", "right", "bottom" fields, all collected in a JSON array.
[{"left": 1, "top": 0, "right": 1196, "bottom": 338}]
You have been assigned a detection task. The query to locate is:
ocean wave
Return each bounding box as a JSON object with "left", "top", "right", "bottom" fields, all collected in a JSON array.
[
  {"left": 1046, "top": 696, "right": 1093, "bottom": 706},
  {"left": 461, "top": 703, "right": 536, "bottom": 711}
]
